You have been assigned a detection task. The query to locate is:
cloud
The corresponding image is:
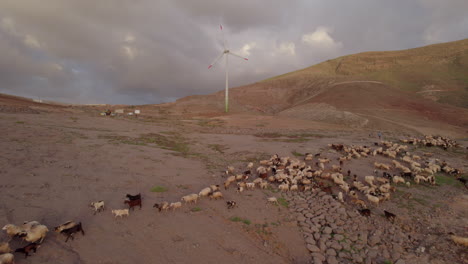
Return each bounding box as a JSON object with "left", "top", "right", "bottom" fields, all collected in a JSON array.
[
  {"left": 0, "top": 1, "right": 466, "bottom": 104},
  {"left": 302, "top": 27, "right": 343, "bottom": 50}
]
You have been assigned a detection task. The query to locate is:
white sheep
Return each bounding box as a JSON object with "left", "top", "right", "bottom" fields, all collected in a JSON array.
[
  {"left": 267, "top": 197, "right": 278, "bottom": 205},
  {"left": 21, "top": 221, "right": 40, "bottom": 231},
  {"left": 209, "top": 191, "right": 223, "bottom": 200},
  {"left": 337, "top": 192, "right": 344, "bottom": 203},
  {"left": 366, "top": 194, "right": 380, "bottom": 206},
  {"left": 90, "top": 201, "right": 105, "bottom": 214},
  {"left": 168, "top": 202, "right": 182, "bottom": 210},
  {"left": 0, "top": 243, "right": 11, "bottom": 254},
  {"left": 246, "top": 182, "right": 255, "bottom": 190},
  {"left": 198, "top": 187, "right": 212, "bottom": 197},
  {"left": 290, "top": 184, "right": 298, "bottom": 191},
  {"left": 364, "top": 176, "right": 375, "bottom": 186},
  {"left": 278, "top": 183, "right": 289, "bottom": 192},
  {"left": 392, "top": 175, "right": 405, "bottom": 184},
  {"left": 247, "top": 162, "right": 254, "bottom": 169},
  {"left": 210, "top": 185, "right": 220, "bottom": 192},
  {"left": 2, "top": 224, "right": 24, "bottom": 240},
  {"left": 112, "top": 209, "right": 129, "bottom": 218},
  {"left": 226, "top": 166, "right": 235, "bottom": 174},
  {"left": 236, "top": 186, "right": 244, "bottom": 193},
  {"left": 20, "top": 224, "right": 49, "bottom": 243},
  {"left": 0, "top": 253, "right": 14, "bottom": 264},
  {"left": 181, "top": 194, "right": 198, "bottom": 204},
  {"left": 260, "top": 181, "right": 268, "bottom": 189}
]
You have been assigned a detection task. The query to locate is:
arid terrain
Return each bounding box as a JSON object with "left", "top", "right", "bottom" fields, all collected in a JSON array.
[{"left": 1, "top": 39, "right": 468, "bottom": 264}]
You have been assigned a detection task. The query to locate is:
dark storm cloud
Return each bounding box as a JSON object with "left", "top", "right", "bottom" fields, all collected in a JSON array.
[{"left": 0, "top": 0, "right": 466, "bottom": 104}]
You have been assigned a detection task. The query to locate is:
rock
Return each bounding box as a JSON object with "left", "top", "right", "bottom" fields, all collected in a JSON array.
[
  {"left": 305, "top": 236, "right": 316, "bottom": 245},
  {"left": 367, "top": 249, "right": 378, "bottom": 259},
  {"left": 323, "top": 227, "right": 332, "bottom": 234},
  {"left": 311, "top": 252, "right": 326, "bottom": 261},
  {"left": 333, "top": 234, "right": 344, "bottom": 241},
  {"left": 395, "top": 259, "right": 405, "bottom": 264},
  {"left": 319, "top": 241, "right": 327, "bottom": 252},
  {"left": 330, "top": 241, "right": 342, "bottom": 251},
  {"left": 297, "top": 215, "right": 306, "bottom": 222},
  {"left": 336, "top": 220, "right": 345, "bottom": 226},
  {"left": 326, "top": 248, "right": 337, "bottom": 256},
  {"left": 393, "top": 244, "right": 404, "bottom": 254},
  {"left": 306, "top": 244, "right": 320, "bottom": 252},
  {"left": 349, "top": 234, "right": 358, "bottom": 242},
  {"left": 352, "top": 254, "right": 363, "bottom": 263},
  {"left": 314, "top": 232, "right": 321, "bottom": 240},
  {"left": 368, "top": 234, "right": 381, "bottom": 246},
  {"left": 341, "top": 241, "right": 351, "bottom": 251},
  {"left": 338, "top": 251, "right": 349, "bottom": 259},
  {"left": 337, "top": 207, "right": 346, "bottom": 215},
  {"left": 327, "top": 256, "right": 339, "bottom": 264},
  {"left": 305, "top": 213, "right": 314, "bottom": 218},
  {"left": 312, "top": 258, "right": 323, "bottom": 264}
]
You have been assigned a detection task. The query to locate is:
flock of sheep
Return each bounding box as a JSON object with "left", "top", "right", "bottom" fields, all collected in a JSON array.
[{"left": 0, "top": 135, "right": 465, "bottom": 263}]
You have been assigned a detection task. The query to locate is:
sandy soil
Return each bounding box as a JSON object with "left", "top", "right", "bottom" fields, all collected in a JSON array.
[{"left": 1, "top": 103, "right": 467, "bottom": 264}]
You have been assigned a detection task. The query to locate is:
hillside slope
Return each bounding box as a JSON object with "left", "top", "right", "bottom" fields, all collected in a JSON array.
[{"left": 162, "top": 39, "right": 468, "bottom": 136}]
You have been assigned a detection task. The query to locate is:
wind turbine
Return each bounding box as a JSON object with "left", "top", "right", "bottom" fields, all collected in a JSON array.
[{"left": 208, "top": 25, "right": 248, "bottom": 113}]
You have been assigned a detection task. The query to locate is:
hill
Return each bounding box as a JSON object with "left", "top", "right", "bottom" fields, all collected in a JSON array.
[{"left": 160, "top": 39, "right": 468, "bottom": 136}]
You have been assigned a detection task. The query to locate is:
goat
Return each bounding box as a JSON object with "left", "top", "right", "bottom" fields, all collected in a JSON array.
[
  {"left": 226, "top": 200, "right": 237, "bottom": 209},
  {"left": 124, "top": 199, "right": 142, "bottom": 210},
  {"left": 60, "top": 222, "right": 85, "bottom": 242},
  {"left": 384, "top": 210, "right": 396, "bottom": 223},
  {"left": 126, "top": 193, "right": 141, "bottom": 201},
  {"left": 358, "top": 209, "right": 371, "bottom": 217},
  {"left": 14, "top": 243, "right": 40, "bottom": 258}
]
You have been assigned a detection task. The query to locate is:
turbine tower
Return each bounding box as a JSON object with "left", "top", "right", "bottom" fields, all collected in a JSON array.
[{"left": 208, "top": 25, "right": 248, "bottom": 113}]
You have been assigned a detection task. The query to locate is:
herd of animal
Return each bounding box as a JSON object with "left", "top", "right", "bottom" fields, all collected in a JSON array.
[{"left": 0, "top": 135, "right": 465, "bottom": 263}]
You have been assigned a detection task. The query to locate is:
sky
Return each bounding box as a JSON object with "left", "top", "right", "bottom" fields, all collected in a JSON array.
[{"left": 0, "top": 0, "right": 467, "bottom": 105}]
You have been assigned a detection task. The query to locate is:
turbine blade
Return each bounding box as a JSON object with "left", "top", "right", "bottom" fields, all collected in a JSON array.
[
  {"left": 208, "top": 53, "right": 224, "bottom": 69},
  {"left": 220, "top": 24, "right": 227, "bottom": 49},
  {"left": 229, "top": 52, "right": 249, "bottom": 61}
]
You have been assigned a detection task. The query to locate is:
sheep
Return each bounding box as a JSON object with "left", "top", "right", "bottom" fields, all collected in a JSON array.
[
  {"left": 450, "top": 235, "right": 468, "bottom": 247},
  {"left": 226, "top": 201, "right": 237, "bottom": 209},
  {"left": 331, "top": 165, "right": 342, "bottom": 172},
  {"left": 59, "top": 222, "right": 84, "bottom": 242},
  {"left": 318, "top": 162, "right": 325, "bottom": 170},
  {"left": 246, "top": 182, "right": 255, "bottom": 190},
  {"left": 199, "top": 187, "right": 212, "bottom": 197},
  {"left": 247, "top": 162, "right": 254, "bottom": 169},
  {"left": 236, "top": 186, "right": 244, "bottom": 193},
  {"left": 237, "top": 182, "right": 246, "bottom": 188},
  {"left": 90, "top": 201, "right": 105, "bottom": 214},
  {"left": 337, "top": 192, "right": 344, "bottom": 203},
  {"left": 126, "top": 193, "right": 141, "bottom": 201},
  {"left": 210, "top": 185, "right": 220, "bottom": 192},
  {"left": 208, "top": 191, "right": 223, "bottom": 200},
  {"left": 392, "top": 175, "right": 405, "bottom": 185},
  {"left": 374, "top": 162, "right": 390, "bottom": 170},
  {"left": 364, "top": 176, "right": 375, "bottom": 187},
  {"left": 260, "top": 181, "right": 268, "bottom": 189},
  {"left": 226, "top": 166, "right": 235, "bottom": 174},
  {"left": 0, "top": 243, "right": 11, "bottom": 254},
  {"left": 318, "top": 158, "right": 330, "bottom": 164},
  {"left": 181, "top": 194, "right": 198, "bottom": 204},
  {"left": 253, "top": 178, "right": 263, "bottom": 186},
  {"left": 349, "top": 190, "right": 359, "bottom": 200},
  {"left": 267, "top": 197, "right": 278, "bottom": 205},
  {"left": 339, "top": 183, "right": 350, "bottom": 193},
  {"left": 278, "top": 183, "right": 289, "bottom": 192},
  {"left": 54, "top": 221, "right": 77, "bottom": 233},
  {"left": 288, "top": 184, "right": 297, "bottom": 191},
  {"left": 0, "top": 253, "right": 14, "bottom": 264},
  {"left": 124, "top": 199, "right": 142, "bottom": 210},
  {"left": 14, "top": 242, "right": 40, "bottom": 258},
  {"left": 224, "top": 175, "right": 236, "bottom": 189},
  {"left": 18, "top": 224, "right": 48, "bottom": 243},
  {"left": 112, "top": 209, "right": 129, "bottom": 217},
  {"left": 169, "top": 202, "right": 182, "bottom": 210},
  {"left": 366, "top": 194, "right": 380, "bottom": 206},
  {"left": 21, "top": 221, "right": 40, "bottom": 231},
  {"left": 376, "top": 177, "right": 389, "bottom": 184},
  {"left": 379, "top": 183, "right": 391, "bottom": 193},
  {"left": 2, "top": 224, "right": 24, "bottom": 240},
  {"left": 153, "top": 202, "right": 169, "bottom": 212}
]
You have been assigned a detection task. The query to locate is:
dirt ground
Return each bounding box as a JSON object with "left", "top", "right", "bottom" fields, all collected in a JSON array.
[{"left": 1, "top": 105, "right": 467, "bottom": 264}]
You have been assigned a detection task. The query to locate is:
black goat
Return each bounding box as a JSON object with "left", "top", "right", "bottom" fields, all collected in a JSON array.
[
  {"left": 126, "top": 193, "right": 141, "bottom": 200},
  {"left": 384, "top": 210, "right": 396, "bottom": 223},
  {"left": 60, "top": 222, "right": 85, "bottom": 242},
  {"left": 15, "top": 243, "right": 40, "bottom": 258},
  {"left": 358, "top": 209, "right": 371, "bottom": 217}
]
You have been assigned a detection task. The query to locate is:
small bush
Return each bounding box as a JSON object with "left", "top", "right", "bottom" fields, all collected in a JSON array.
[
  {"left": 191, "top": 207, "right": 202, "bottom": 212},
  {"left": 277, "top": 197, "right": 289, "bottom": 207},
  {"left": 150, "top": 185, "right": 168, "bottom": 192},
  {"left": 229, "top": 216, "right": 251, "bottom": 225}
]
